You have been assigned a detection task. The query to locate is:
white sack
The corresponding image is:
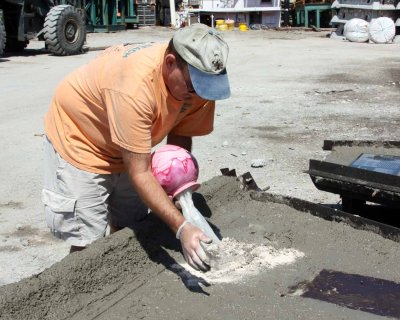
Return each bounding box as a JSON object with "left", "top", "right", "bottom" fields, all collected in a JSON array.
[
  {"left": 368, "top": 17, "right": 396, "bottom": 44},
  {"left": 344, "top": 18, "right": 369, "bottom": 43}
]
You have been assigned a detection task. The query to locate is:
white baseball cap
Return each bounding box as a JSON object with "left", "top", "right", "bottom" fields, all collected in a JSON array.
[{"left": 173, "top": 23, "right": 230, "bottom": 100}]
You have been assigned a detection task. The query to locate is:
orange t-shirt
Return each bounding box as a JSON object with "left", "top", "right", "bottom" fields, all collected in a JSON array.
[{"left": 44, "top": 43, "right": 215, "bottom": 174}]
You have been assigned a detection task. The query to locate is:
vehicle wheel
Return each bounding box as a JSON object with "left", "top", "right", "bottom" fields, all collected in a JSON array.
[
  {"left": 0, "top": 18, "right": 6, "bottom": 56},
  {"left": 44, "top": 5, "right": 86, "bottom": 56}
]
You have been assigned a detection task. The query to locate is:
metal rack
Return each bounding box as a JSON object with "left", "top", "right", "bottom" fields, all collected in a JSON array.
[{"left": 136, "top": 2, "right": 156, "bottom": 26}]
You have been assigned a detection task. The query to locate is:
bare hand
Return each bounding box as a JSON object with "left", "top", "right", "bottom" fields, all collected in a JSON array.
[{"left": 179, "top": 222, "right": 212, "bottom": 272}]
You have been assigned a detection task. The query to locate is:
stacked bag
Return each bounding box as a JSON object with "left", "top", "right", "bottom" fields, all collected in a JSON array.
[{"left": 343, "top": 17, "right": 396, "bottom": 43}]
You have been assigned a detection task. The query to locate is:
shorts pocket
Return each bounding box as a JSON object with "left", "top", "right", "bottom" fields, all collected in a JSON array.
[
  {"left": 42, "top": 189, "right": 78, "bottom": 233},
  {"left": 42, "top": 189, "right": 76, "bottom": 212}
]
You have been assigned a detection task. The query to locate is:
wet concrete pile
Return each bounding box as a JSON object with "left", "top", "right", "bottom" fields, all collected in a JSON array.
[
  {"left": 0, "top": 176, "right": 399, "bottom": 320},
  {"left": 0, "top": 227, "right": 164, "bottom": 320}
]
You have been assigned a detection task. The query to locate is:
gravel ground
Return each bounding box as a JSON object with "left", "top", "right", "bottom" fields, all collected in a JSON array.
[{"left": 0, "top": 26, "right": 399, "bottom": 286}]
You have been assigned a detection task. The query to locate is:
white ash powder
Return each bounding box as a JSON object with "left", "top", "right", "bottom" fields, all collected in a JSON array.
[{"left": 171, "top": 237, "right": 304, "bottom": 285}]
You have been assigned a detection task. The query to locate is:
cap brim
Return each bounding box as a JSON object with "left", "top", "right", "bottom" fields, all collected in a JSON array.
[{"left": 188, "top": 64, "right": 231, "bottom": 100}]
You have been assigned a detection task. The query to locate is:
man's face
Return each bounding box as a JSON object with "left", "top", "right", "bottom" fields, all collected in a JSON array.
[{"left": 165, "top": 55, "right": 196, "bottom": 101}]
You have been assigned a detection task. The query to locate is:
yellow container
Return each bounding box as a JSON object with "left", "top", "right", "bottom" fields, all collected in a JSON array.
[
  {"left": 239, "top": 22, "right": 248, "bottom": 31},
  {"left": 215, "top": 19, "right": 225, "bottom": 26},
  {"left": 217, "top": 23, "right": 228, "bottom": 31},
  {"left": 225, "top": 19, "right": 235, "bottom": 31}
]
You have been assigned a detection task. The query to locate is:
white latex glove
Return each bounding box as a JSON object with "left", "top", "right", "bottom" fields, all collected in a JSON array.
[{"left": 178, "top": 222, "right": 212, "bottom": 272}]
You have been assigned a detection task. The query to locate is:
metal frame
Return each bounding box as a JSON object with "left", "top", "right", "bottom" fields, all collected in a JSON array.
[
  {"left": 295, "top": 3, "right": 334, "bottom": 28},
  {"left": 308, "top": 159, "right": 400, "bottom": 206}
]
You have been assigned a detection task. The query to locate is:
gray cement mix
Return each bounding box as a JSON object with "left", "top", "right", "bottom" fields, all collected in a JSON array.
[{"left": 1, "top": 176, "right": 399, "bottom": 320}]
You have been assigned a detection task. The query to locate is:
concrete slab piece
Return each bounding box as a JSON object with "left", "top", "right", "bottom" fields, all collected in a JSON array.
[
  {"left": 0, "top": 176, "right": 399, "bottom": 320},
  {"left": 324, "top": 142, "right": 400, "bottom": 167}
]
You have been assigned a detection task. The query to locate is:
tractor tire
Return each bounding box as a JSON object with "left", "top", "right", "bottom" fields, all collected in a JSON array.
[
  {"left": 0, "top": 18, "right": 5, "bottom": 56},
  {"left": 44, "top": 5, "right": 86, "bottom": 56}
]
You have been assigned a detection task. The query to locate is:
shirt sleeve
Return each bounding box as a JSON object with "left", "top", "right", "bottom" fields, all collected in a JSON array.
[
  {"left": 104, "top": 88, "right": 154, "bottom": 154},
  {"left": 170, "top": 100, "right": 215, "bottom": 137}
]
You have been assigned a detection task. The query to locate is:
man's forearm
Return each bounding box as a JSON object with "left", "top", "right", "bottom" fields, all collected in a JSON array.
[
  {"left": 122, "top": 150, "right": 184, "bottom": 233},
  {"left": 132, "top": 171, "right": 184, "bottom": 233}
]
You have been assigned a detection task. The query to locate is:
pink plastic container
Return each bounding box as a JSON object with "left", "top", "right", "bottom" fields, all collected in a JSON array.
[{"left": 151, "top": 145, "right": 199, "bottom": 198}]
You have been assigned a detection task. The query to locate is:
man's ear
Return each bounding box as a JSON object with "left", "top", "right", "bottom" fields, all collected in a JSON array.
[{"left": 164, "top": 53, "right": 177, "bottom": 71}]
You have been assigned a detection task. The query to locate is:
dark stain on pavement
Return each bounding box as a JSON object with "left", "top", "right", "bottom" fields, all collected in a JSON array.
[{"left": 291, "top": 269, "right": 400, "bottom": 319}]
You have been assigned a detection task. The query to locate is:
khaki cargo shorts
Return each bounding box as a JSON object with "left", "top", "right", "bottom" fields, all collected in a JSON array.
[{"left": 42, "top": 137, "right": 148, "bottom": 247}]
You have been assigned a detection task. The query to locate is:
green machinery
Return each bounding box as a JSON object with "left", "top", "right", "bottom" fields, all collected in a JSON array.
[
  {"left": 86, "top": 0, "right": 139, "bottom": 32},
  {"left": 0, "top": 0, "right": 139, "bottom": 57},
  {"left": 295, "top": 3, "right": 334, "bottom": 29}
]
